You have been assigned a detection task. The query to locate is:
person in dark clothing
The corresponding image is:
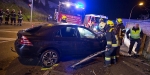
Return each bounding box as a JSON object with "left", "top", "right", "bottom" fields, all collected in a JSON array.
[
  {"left": 0, "top": 9, "right": 4, "bottom": 25},
  {"left": 104, "top": 20, "right": 118, "bottom": 67},
  {"left": 10, "top": 9, "right": 16, "bottom": 25},
  {"left": 126, "top": 24, "right": 143, "bottom": 57},
  {"left": 5, "top": 9, "right": 10, "bottom": 25},
  {"left": 115, "top": 18, "right": 126, "bottom": 59},
  {"left": 17, "top": 10, "right": 23, "bottom": 26}
]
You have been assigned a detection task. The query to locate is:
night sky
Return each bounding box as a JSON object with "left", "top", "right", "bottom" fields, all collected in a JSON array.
[{"left": 51, "top": 0, "right": 149, "bottom": 20}]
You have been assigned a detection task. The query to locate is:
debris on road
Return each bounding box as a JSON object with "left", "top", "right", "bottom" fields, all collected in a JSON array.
[
  {"left": 71, "top": 50, "right": 107, "bottom": 68},
  {"left": 10, "top": 47, "right": 16, "bottom": 52}
]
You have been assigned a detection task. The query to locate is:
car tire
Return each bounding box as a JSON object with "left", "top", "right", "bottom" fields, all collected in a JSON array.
[{"left": 41, "top": 49, "right": 59, "bottom": 68}]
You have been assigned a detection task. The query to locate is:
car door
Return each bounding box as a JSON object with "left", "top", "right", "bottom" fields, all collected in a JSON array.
[
  {"left": 53, "top": 26, "right": 79, "bottom": 56},
  {"left": 77, "top": 27, "right": 101, "bottom": 56}
]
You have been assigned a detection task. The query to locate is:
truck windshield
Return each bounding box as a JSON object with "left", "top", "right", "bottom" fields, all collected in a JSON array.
[{"left": 59, "top": 4, "right": 84, "bottom": 16}]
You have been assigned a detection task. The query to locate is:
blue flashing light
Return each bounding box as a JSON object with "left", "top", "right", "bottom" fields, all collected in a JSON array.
[{"left": 75, "top": 2, "right": 84, "bottom": 9}]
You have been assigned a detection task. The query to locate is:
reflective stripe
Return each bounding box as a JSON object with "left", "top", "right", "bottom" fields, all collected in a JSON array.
[
  {"left": 107, "top": 41, "right": 112, "bottom": 44},
  {"left": 116, "top": 55, "right": 120, "bottom": 57},
  {"left": 112, "top": 56, "right": 116, "bottom": 59},
  {"left": 109, "top": 28, "right": 114, "bottom": 32},
  {"left": 19, "top": 18, "right": 23, "bottom": 19},
  {"left": 115, "top": 35, "right": 118, "bottom": 40},
  {"left": 105, "top": 57, "right": 111, "bottom": 61},
  {"left": 122, "top": 33, "right": 125, "bottom": 35},
  {"left": 122, "top": 29, "right": 126, "bottom": 31},
  {"left": 112, "top": 44, "right": 118, "bottom": 47}
]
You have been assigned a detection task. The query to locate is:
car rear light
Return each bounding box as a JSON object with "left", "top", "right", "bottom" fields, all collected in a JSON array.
[{"left": 20, "top": 36, "right": 33, "bottom": 46}]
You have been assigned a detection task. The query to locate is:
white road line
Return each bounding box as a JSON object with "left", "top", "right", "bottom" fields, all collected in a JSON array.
[
  {"left": 0, "top": 29, "right": 22, "bottom": 31},
  {"left": 0, "top": 41, "right": 10, "bottom": 43},
  {"left": 0, "top": 30, "right": 18, "bottom": 33},
  {"left": 0, "top": 37, "right": 16, "bottom": 43}
]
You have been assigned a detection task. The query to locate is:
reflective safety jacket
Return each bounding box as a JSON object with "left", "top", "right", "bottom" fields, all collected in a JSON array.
[
  {"left": 10, "top": 11, "right": 16, "bottom": 18},
  {"left": 105, "top": 26, "right": 118, "bottom": 48},
  {"left": 18, "top": 13, "right": 23, "bottom": 19},
  {"left": 130, "top": 28, "right": 141, "bottom": 39},
  {"left": 126, "top": 27, "right": 143, "bottom": 40},
  {"left": 5, "top": 11, "right": 10, "bottom": 18},
  {"left": 0, "top": 11, "right": 4, "bottom": 17}
]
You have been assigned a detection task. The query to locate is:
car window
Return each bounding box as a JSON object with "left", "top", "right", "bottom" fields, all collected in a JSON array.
[
  {"left": 78, "top": 27, "right": 96, "bottom": 39},
  {"left": 55, "top": 27, "right": 78, "bottom": 38}
]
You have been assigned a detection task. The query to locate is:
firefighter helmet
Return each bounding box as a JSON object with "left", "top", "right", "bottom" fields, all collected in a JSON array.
[
  {"left": 116, "top": 18, "right": 122, "bottom": 23},
  {"left": 107, "top": 20, "right": 114, "bottom": 26},
  {"left": 100, "top": 18, "right": 104, "bottom": 21},
  {"left": 62, "top": 15, "right": 67, "bottom": 20}
]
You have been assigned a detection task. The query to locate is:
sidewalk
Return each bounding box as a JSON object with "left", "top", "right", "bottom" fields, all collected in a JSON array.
[{"left": 0, "top": 22, "right": 48, "bottom": 30}]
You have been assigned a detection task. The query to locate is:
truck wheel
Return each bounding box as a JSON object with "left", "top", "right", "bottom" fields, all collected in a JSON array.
[{"left": 41, "top": 49, "right": 59, "bottom": 67}]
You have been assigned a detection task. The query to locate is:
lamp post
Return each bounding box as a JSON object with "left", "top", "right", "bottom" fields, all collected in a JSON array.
[
  {"left": 129, "top": 2, "right": 144, "bottom": 22},
  {"left": 30, "top": 0, "right": 33, "bottom": 22},
  {"left": 57, "top": 1, "right": 61, "bottom": 22},
  {"left": 143, "top": 6, "right": 149, "bottom": 19}
]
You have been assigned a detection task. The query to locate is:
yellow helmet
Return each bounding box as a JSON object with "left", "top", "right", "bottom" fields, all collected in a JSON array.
[
  {"left": 116, "top": 18, "right": 122, "bottom": 23},
  {"left": 107, "top": 20, "right": 114, "bottom": 26},
  {"left": 62, "top": 15, "right": 67, "bottom": 20}
]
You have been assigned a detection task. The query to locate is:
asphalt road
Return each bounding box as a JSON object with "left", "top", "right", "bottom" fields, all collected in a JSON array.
[
  {"left": 0, "top": 22, "right": 47, "bottom": 75},
  {"left": 0, "top": 22, "right": 150, "bottom": 75}
]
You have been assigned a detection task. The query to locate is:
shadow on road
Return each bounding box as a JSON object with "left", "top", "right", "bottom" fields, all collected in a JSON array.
[{"left": 18, "top": 57, "right": 41, "bottom": 66}]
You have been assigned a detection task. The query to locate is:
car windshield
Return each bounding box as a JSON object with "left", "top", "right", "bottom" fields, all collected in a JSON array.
[{"left": 78, "top": 27, "right": 96, "bottom": 39}]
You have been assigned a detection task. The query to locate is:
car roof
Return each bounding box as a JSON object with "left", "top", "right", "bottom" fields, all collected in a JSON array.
[{"left": 42, "top": 23, "right": 85, "bottom": 28}]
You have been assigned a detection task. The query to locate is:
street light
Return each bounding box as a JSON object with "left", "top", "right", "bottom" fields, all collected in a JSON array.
[
  {"left": 30, "top": 0, "right": 33, "bottom": 22},
  {"left": 139, "top": 2, "right": 144, "bottom": 6},
  {"left": 66, "top": 2, "right": 71, "bottom": 7},
  {"left": 129, "top": 2, "right": 144, "bottom": 21}
]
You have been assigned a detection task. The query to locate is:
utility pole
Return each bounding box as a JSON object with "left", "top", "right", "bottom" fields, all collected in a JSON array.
[{"left": 31, "top": 0, "right": 33, "bottom": 22}]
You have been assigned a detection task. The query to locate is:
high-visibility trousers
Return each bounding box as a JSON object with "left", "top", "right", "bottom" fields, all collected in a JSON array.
[{"left": 105, "top": 47, "right": 117, "bottom": 65}]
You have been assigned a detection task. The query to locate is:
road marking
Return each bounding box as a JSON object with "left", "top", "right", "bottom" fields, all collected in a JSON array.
[
  {"left": 0, "top": 37, "right": 16, "bottom": 43},
  {"left": 0, "top": 30, "right": 18, "bottom": 33}
]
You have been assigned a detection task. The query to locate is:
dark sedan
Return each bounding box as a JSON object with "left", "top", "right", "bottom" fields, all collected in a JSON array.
[{"left": 15, "top": 23, "right": 105, "bottom": 67}]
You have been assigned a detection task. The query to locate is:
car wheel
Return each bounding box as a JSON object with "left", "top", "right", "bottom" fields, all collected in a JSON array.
[{"left": 41, "top": 49, "right": 59, "bottom": 67}]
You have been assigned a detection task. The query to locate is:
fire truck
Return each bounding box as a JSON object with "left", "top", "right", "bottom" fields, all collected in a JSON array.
[
  {"left": 54, "top": 1, "right": 108, "bottom": 31},
  {"left": 83, "top": 14, "right": 108, "bottom": 31},
  {"left": 54, "top": 1, "right": 83, "bottom": 25}
]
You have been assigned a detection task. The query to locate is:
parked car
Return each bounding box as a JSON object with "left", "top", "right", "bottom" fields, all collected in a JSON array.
[{"left": 14, "top": 23, "right": 106, "bottom": 67}]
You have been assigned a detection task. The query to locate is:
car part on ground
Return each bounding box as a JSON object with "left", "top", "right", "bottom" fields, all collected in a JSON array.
[{"left": 71, "top": 50, "right": 107, "bottom": 68}]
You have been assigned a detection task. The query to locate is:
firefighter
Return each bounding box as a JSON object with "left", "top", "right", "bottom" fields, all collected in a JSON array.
[
  {"left": 0, "top": 9, "right": 4, "bottom": 25},
  {"left": 99, "top": 18, "right": 106, "bottom": 31},
  {"left": 126, "top": 24, "right": 143, "bottom": 57},
  {"left": 17, "top": 10, "right": 23, "bottom": 26},
  {"left": 10, "top": 9, "right": 16, "bottom": 25},
  {"left": 115, "top": 18, "right": 125, "bottom": 58},
  {"left": 104, "top": 20, "right": 118, "bottom": 67},
  {"left": 5, "top": 9, "right": 10, "bottom": 25},
  {"left": 61, "top": 15, "right": 67, "bottom": 23}
]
